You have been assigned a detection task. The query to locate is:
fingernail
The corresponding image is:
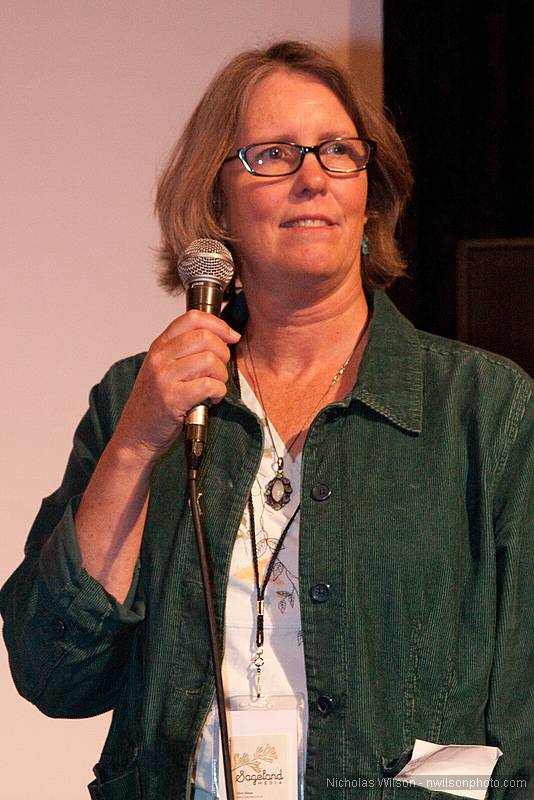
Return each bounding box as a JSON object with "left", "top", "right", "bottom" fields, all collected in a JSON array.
[{"left": 229, "top": 328, "right": 241, "bottom": 341}]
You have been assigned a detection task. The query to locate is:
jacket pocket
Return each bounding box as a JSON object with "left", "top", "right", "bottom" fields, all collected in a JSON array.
[
  {"left": 380, "top": 753, "right": 467, "bottom": 800},
  {"left": 88, "top": 759, "right": 141, "bottom": 800}
]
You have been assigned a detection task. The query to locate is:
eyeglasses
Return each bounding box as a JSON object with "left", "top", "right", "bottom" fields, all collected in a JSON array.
[{"left": 224, "top": 137, "right": 376, "bottom": 177}]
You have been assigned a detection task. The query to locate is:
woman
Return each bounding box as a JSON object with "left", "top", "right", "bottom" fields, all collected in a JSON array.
[{"left": 1, "top": 41, "right": 533, "bottom": 800}]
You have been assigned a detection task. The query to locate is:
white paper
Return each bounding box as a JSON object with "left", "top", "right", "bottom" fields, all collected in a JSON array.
[{"left": 394, "top": 739, "right": 503, "bottom": 799}]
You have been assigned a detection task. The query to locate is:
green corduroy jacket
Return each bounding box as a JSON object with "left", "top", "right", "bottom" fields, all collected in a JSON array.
[{"left": 1, "top": 291, "right": 533, "bottom": 800}]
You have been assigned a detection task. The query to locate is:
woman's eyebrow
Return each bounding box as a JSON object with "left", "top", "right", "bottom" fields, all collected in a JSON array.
[
  {"left": 241, "top": 130, "right": 357, "bottom": 143},
  {"left": 317, "top": 130, "right": 358, "bottom": 140}
]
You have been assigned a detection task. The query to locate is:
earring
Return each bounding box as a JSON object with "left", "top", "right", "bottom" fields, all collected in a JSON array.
[{"left": 361, "top": 233, "right": 369, "bottom": 256}]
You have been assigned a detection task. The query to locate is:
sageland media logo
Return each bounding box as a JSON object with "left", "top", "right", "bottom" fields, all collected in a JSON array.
[{"left": 232, "top": 740, "right": 286, "bottom": 788}]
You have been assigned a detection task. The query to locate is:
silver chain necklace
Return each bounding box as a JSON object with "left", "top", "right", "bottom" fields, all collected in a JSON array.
[{"left": 243, "top": 312, "right": 370, "bottom": 510}]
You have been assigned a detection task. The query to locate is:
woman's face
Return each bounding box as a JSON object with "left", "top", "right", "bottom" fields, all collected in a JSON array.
[{"left": 220, "top": 69, "right": 368, "bottom": 294}]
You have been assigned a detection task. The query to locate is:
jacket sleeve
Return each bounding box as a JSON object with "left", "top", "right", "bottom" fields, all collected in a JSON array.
[
  {"left": 485, "top": 379, "right": 534, "bottom": 798},
  {"left": 0, "top": 361, "right": 145, "bottom": 718}
]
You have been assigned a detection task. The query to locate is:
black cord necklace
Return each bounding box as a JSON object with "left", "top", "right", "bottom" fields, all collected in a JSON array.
[{"left": 248, "top": 495, "right": 300, "bottom": 698}]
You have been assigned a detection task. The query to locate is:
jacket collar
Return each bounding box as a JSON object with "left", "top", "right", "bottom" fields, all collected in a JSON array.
[
  {"left": 222, "top": 289, "right": 423, "bottom": 435},
  {"left": 351, "top": 290, "right": 423, "bottom": 433}
]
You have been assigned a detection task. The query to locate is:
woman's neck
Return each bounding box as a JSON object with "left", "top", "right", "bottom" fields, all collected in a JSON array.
[
  {"left": 235, "top": 278, "right": 369, "bottom": 453},
  {"left": 240, "top": 275, "right": 369, "bottom": 378}
]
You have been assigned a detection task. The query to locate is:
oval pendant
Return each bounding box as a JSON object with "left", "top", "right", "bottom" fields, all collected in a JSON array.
[{"left": 265, "top": 473, "right": 292, "bottom": 510}]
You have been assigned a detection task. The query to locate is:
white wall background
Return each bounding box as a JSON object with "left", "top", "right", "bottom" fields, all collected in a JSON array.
[{"left": 1, "top": 2, "right": 382, "bottom": 797}]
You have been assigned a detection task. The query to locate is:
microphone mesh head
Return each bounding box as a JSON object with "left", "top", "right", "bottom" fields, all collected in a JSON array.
[{"left": 177, "top": 239, "right": 234, "bottom": 289}]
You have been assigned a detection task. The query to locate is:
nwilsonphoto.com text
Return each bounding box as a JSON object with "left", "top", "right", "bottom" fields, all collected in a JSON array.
[{"left": 326, "top": 776, "right": 528, "bottom": 791}]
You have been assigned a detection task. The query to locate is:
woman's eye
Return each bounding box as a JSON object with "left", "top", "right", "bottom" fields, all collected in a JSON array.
[
  {"left": 246, "top": 143, "right": 298, "bottom": 171},
  {"left": 326, "top": 142, "right": 349, "bottom": 156},
  {"left": 261, "top": 145, "right": 292, "bottom": 162}
]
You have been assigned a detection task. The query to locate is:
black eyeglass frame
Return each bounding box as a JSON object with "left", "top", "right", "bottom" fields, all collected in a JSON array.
[{"left": 224, "top": 137, "right": 377, "bottom": 177}]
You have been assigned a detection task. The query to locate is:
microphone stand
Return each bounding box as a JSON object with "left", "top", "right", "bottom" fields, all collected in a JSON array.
[
  {"left": 185, "top": 274, "right": 235, "bottom": 800},
  {"left": 187, "top": 468, "right": 235, "bottom": 800}
]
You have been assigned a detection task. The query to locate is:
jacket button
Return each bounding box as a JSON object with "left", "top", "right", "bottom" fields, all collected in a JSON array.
[
  {"left": 316, "top": 694, "right": 334, "bottom": 715},
  {"left": 310, "top": 583, "right": 330, "bottom": 603},
  {"left": 51, "top": 618, "right": 66, "bottom": 639},
  {"left": 311, "top": 483, "right": 331, "bottom": 501}
]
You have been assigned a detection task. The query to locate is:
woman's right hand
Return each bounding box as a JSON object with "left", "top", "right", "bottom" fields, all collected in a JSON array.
[{"left": 111, "top": 309, "right": 241, "bottom": 467}]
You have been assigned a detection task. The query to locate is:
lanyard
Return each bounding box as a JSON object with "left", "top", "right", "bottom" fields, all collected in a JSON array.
[{"left": 248, "top": 495, "right": 301, "bottom": 698}]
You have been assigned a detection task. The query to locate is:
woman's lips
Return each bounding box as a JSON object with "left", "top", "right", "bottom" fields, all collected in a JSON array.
[{"left": 280, "top": 217, "right": 335, "bottom": 228}]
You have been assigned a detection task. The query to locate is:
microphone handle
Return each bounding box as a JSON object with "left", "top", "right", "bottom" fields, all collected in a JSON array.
[
  {"left": 186, "top": 281, "right": 225, "bottom": 316},
  {"left": 185, "top": 280, "right": 225, "bottom": 476}
]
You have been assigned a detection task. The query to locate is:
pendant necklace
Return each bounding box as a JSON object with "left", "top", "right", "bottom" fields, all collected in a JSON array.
[{"left": 243, "top": 311, "right": 370, "bottom": 510}]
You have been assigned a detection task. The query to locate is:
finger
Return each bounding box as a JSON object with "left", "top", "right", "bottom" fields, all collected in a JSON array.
[
  {"left": 158, "top": 328, "right": 233, "bottom": 365},
  {"left": 166, "top": 350, "right": 230, "bottom": 385},
  {"left": 157, "top": 309, "right": 240, "bottom": 346},
  {"left": 173, "top": 377, "right": 229, "bottom": 414}
]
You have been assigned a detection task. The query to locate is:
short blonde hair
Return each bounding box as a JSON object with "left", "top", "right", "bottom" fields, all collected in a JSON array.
[{"left": 155, "top": 40, "right": 413, "bottom": 293}]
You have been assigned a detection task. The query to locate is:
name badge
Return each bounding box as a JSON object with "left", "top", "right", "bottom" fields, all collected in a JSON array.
[{"left": 218, "top": 694, "right": 304, "bottom": 800}]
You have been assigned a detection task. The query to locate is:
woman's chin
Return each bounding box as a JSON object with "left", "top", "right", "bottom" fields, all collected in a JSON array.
[
  {"left": 265, "top": 265, "right": 361, "bottom": 303},
  {"left": 282, "top": 255, "right": 359, "bottom": 284},
  {"left": 240, "top": 251, "right": 361, "bottom": 296}
]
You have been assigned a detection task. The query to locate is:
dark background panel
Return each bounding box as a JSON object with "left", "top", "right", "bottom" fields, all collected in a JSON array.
[
  {"left": 383, "top": 0, "right": 534, "bottom": 353},
  {"left": 457, "top": 239, "right": 534, "bottom": 375}
]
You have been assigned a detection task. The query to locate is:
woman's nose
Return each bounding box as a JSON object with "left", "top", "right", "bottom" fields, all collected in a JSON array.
[{"left": 292, "top": 151, "right": 328, "bottom": 195}]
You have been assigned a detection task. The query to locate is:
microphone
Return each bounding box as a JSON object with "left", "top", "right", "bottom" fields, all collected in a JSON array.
[{"left": 177, "top": 239, "right": 235, "bottom": 474}]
